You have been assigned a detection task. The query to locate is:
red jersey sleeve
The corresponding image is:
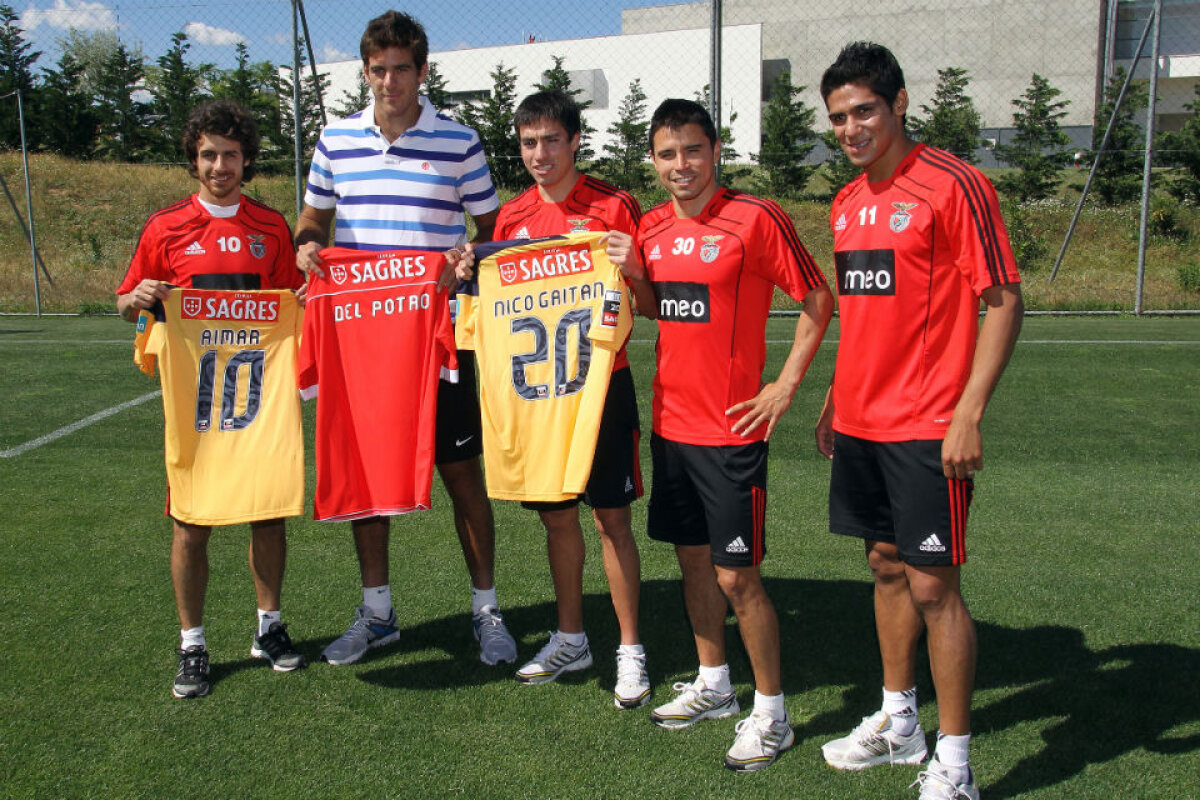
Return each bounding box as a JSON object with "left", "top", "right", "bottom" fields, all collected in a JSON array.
[
  {"left": 945, "top": 169, "right": 1021, "bottom": 295},
  {"left": 117, "top": 216, "right": 167, "bottom": 295},
  {"left": 747, "top": 196, "right": 827, "bottom": 301}
]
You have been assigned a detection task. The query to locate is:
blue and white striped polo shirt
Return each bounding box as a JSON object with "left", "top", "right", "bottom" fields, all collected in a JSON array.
[{"left": 304, "top": 96, "right": 499, "bottom": 253}]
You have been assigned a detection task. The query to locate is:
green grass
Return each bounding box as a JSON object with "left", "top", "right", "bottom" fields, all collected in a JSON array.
[{"left": 1, "top": 315, "right": 1198, "bottom": 798}]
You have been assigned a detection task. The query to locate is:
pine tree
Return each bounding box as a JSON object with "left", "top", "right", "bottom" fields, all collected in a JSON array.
[
  {"left": 0, "top": 3, "right": 41, "bottom": 148},
  {"left": 278, "top": 41, "right": 330, "bottom": 162},
  {"left": 211, "top": 42, "right": 288, "bottom": 172},
  {"left": 819, "top": 130, "right": 861, "bottom": 196},
  {"left": 535, "top": 55, "right": 595, "bottom": 162},
  {"left": 458, "top": 63, "right": 522, "bottom": 190},
  {"left": 597, "top": 79, "right": 651, "bottom": 192},
  {"left": 1157, "top": 83, "right": 1200, "bottom": 203},
  {"left": 753, "top": 71, "right": 818, "bottom": 199},
  {"left": 1090, "top": 67, "right": 1147, "bottom": 205},
  {"left": 333, "top": 72, "right": 371, "bottom": 118},
  {"left": 54, "top": 29, "right": 120, "bottom": 95},
  {"left": 148, "top": 32, "right": 213, "bottom": 159},
  {"left": 994, "top": 73, "right": 1071, "bottom": 201},
  {"left": 695, "top": 84, "right": 744, "bottom": 186},
  {"left": 39, "top": 50, "right": 97, "bottom": 157},
  {"left": 910, "top": 66, "right": 981, "bottom": 162},
  {"left": 423, "top": 61, "right": 451, "bottom": 110},
  {"left": 93, "top": 42, "right": 153, "bottom": 161}
]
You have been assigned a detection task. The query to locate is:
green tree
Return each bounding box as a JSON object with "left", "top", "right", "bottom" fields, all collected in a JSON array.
[
  {"left": 1157, "top": 83, "right": 1200, "bottom": 203},
  {"left": 211, "top": 43, "right": 288, "bottom": 171},
  {"left": 55, "top": 29, "right": 121, "bottom": 95},
  {"left": 597, "top": 78, "right": 651, "bottom": 192},
  {"left": 278, "top": 42, "right": 330, "bottom": 162},
  {"left": 994, "top": 73, "right": 1071, "bottom": 201},
  {"left": 333, "top": 72, "right": 371, "bottom": 118},
  {"left": 819, "top": 130, "right": 860, "bottom": 196},
  {"left": 93, "top": 42, "right": 153, "bottom": 161},
  {"left": 1090, "top": 67, "right": 1147, "bottom": 205},
  {"left": 753, "top": 70, "right": 818, "bottom": 198},
  {"left": 457, "top": 63, "right": 521, "bottom": 190},
  {"left": 39, "top": 50, "right": 97, "bottom": 157},
  {"left": 695, "top": 83, "right": 744, "bottom": 186},
  {"left": 148, "top": 32, "right": 213, "bottom": 158},
  {"left": 423, "top": 60, "right": 451, "bottom": 110},
  {"left": 535, "top": 55, "right": 595, "bottom": 162},
  {"left": 910, "top": 66, "right": 981, "bottom": 162},
  {"left": 0, "top": 3, "right": 41, "bottom": 149}
]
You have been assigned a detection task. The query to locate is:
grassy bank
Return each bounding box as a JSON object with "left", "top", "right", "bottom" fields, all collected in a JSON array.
[{"left": 2, "top": 152, "right": 1197, "bottom": 313}]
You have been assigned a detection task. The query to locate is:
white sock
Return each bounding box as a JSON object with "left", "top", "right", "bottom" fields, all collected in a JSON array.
[
  {"left": 934, "top": 732, "right": 971, "bottom": 768},
  {"left": 180, "top": 626, "right": 205, "bottom": 649},
  {"left": 363, "top": 585, "right": 392, "bottom": 618},
  {"left": 617, "top": 643, "right": 644, "bottom": 656},
  {"left": 882, "top": 686, "right": 919, "bottom": 736},
  {"left": 698, "top": 663, "right": 732, "bottom": 694},
  {"left": 472, "top": 586, "right": 498, "bottom": 615},
  {"left": 558, "top": 630, "right": 587, "bottom": 648},
  {"left": 753, "top": 690, "right": 787, "bottom": 721},
  {"left": 257, "top": 609, "right": 281, "bottom": 636}
]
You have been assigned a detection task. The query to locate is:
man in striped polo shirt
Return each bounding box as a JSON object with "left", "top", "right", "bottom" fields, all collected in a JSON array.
[{"left": 294, "top": 10, "right": 517, "bottom": 668}]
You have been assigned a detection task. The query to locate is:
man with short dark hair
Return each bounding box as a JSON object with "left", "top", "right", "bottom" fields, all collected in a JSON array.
[
  {"left": 607, "top": 98, "right": 832, "bottom": 771},
  {"left": 294, "top": 10, "right": 516, "bottom": 668},
  {"left": 816, "top": 42, "right": 1023, "bottom": 800},
  {"left": 117, "top": 100, "right": 306, "bottom": 698}
]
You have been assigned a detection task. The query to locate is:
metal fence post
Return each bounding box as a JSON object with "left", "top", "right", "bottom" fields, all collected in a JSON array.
[
  {"left": 1134, "top": 0, "right": 1163, "bottom": 316},
  {"left": 17, "top": 89, "right": 40, "bottom": 317}
]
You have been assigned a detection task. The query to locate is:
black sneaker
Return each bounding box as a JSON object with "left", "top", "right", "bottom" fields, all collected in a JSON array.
[
  {"left": 250, "top": 622, "right": 307, "bottom": 672},
  {"left": 173, "top": 645, "right": 211, "bottom": 698}
]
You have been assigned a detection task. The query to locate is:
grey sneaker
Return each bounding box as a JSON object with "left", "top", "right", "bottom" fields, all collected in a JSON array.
[
  {"left": 172, "top": 645, "right": 210, "bottom": 699},
  {"left": 613, "top": 649, "right": 651, "bottom": 709},
  {"left": 320, "top": 605, "right": 400, "bottom": 665},
  {"left": 723, "top": 710, "right": 795, "bottom": 772},
  {"left": 250, "top": 621, "right": 307, "bottom": 672},
  {"left": 822, "top": 710, "right": 928, "bottom": 770},
  {"left": 515, "top": 632, "right": 592, "bottom": 684},
  {"left": 650, "top": 677, "right": 739, "bottom": 729},
  {"left": 473, "top": 605, "right": 517, "bottom": 666},
  {"left": 911, "top": 757, "right": 980, "bottom": 800}
]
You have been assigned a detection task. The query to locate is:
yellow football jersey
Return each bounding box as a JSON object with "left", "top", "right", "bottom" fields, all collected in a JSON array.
[
  {"left": 457, "top": 232, "right": 633, "bottom": 501},
  {"left": 136, "top": 288, "right": 304, "bottom": 525}
]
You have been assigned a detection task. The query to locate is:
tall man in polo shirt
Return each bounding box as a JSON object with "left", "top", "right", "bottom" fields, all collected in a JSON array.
[
  {"left": 815, "top": 43, "right": 1023, "bottom": 800},
  {"left": 294, "top": 10, "right": 516, "bottom": 667},
  {"left": 607, "top": 99, "right": 832, "bottom": 771}
]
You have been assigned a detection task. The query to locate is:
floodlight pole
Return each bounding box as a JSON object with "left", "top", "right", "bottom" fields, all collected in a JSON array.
[
  {"left": 292, "top": 0, "right": 303, "bottom": 217},
  {"left": 710, "top": 0, "right": 722, "bottom": 184},
  {"left": 1134, "top": 0, "right": 1163, "bottom": 316},
  {"left": 17, "top": 89, "right": 41, "bottom": 317}
]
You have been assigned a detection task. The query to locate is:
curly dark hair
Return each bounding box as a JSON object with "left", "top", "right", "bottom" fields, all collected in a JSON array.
[
  {"left": 361, "top": 10, "right": 428, "bottom": 67},
  {"left": 181, "top": 100, "right": 260, "bottom": 182}
]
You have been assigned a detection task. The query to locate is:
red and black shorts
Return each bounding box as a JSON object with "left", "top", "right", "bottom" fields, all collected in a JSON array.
[
  {"left": 522, "top": 366, "right": 643, "bottom": 512},
  {"left": 435, "top": 349, "right": 484, "bottom": 464},
  {"left": 829, "top": 433, "right": 973, "bottom": 566},
  {"left": 647, "top": 432, "right": 768, "bottom": 567}
]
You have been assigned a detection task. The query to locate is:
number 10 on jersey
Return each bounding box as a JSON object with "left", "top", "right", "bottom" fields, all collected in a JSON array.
[{"left": 194, "top": 349, "right": 265, "bottom": 432}]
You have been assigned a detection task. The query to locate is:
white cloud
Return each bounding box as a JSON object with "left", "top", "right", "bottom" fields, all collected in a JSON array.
[
  {"left": 20, "top": 0, "right": 117, "bottom": 32},
  {"left": 320, "top": 43, "right": 352, "bottom": 62},
  {"left": 264, "top": 32, "right": 289, "bottom": 46},
  {"left": 183, "top": 21, "right": 246, "bottom": 47}
]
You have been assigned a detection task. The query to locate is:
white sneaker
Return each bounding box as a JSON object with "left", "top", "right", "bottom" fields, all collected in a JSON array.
[
  {"left": 723, "top": 710, "right": 795, "bottom": 772},
  {"left": 320, "top": 605, "right": 400, "bottom": 666},
  {"left": 613, "top": 649, "right": 650, "bottom": 709},
  {"left": 472, "top": 605, "right": 517, "bottom": 665},
  {"left": 822, "top": 710, "right": 928, "bottom": 770},
  {"left": 910, "top": 756, "right": 980, "bottom": 800},
  {"left": 649, "top": 677, "right": 739, "bottom": 729},
  {"left": 515, "top": 632, "right": 592, "bottom": 684}
]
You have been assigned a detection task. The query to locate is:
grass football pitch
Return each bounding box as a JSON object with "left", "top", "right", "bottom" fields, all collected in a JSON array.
[{"left": 1, "top": 314, "right": 1197, "bottom": 799}]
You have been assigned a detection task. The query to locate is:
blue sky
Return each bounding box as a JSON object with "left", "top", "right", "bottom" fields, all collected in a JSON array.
[{"left": 16, "top": 0, "right": 686, "bottom": 69}]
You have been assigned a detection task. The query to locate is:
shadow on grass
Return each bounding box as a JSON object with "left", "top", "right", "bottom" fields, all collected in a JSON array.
[{"left": 345, "top": 577, "right": 1196, "bottom": 796}]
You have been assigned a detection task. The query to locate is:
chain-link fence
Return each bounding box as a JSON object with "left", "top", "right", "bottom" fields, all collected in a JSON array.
[{"left": 3, "top": 0, "right": 1200, "bottom": 313}]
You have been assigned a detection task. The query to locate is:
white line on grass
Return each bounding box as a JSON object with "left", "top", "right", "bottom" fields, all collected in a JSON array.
[{"left": 0, "top": 391, "right": 161, "bottom": 459}]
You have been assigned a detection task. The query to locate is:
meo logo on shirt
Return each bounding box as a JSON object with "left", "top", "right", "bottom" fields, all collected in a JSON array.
[
  {"left": 834, "top": 250, "right": 896, "bottom": 295},
  {"left": 655, "top": 281, "right": 710, "bottom": 322}
]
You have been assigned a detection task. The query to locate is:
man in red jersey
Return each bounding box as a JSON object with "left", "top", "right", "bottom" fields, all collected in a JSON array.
[
  {"left": 815, "top": 43, "right": 1023, "bottom": 800},
  {"left": 454, "top": 90, "right": 658, "bottom": 707},
  {"left": 117, "top": 101, "right": 306, "bottom": 699},
  {"left": 606, "top": 99, "right": 832, "bottom": 771}
]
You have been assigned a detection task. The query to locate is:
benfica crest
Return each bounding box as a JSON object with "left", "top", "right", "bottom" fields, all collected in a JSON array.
[
  {"left": 247, "top": 235, "right": 266, "bottom": 259},
  {"left": 700, "top": 234, "right": 724, "bottom": 263},
  {"left": 889, "top": 202, "right": 919, "bottom": 233},
  {"left": 182, "top": 295, "right": 202, "bottom": 318},
  {"left": 330, "top": 264, "right": 348, "bottom": 285},
  {"left": 567, "top": 218, "right": 593, "bottom": 233}
]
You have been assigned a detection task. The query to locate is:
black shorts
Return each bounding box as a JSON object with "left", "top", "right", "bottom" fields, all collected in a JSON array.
[
  {"left": 829, "top": 433, "right": 973, "bottom": 566},
  {"left": 435, "top": 349, "right": 483, "bottom": 464},
  {"left": 522, "top": 366, "right": 643, "bottom": 512},
  {"left": 647, "top": 432, "right": 768, "bottom": 567}
]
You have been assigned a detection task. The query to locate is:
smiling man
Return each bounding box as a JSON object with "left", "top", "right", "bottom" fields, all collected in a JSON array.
[
  {"left": 816, "top": 42, "right": 1023, "bottom": 800},
  {"left": 607, "top": 99, "right": 832, "bottom": 772},
  {"left": 292, "top": 10, "right": 517, "bottom": 670}
]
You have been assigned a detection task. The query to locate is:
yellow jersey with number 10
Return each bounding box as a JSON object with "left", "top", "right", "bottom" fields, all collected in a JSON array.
[
  {"left": 136, "top": 288, "right": 304, "bottom": 525},
  {"left": 456, "top": 232, "right": 633, "bottom": 501}
]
